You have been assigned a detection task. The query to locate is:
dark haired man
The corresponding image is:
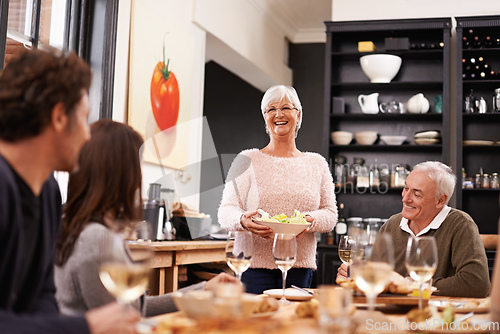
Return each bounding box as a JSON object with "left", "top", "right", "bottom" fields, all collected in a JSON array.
[{"left": 0, "top": 49, "right": 139, "bottom": 333}]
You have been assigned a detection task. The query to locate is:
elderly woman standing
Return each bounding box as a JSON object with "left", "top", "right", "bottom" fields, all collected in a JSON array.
[{"left": 218, "top": 85, "right": 337, "bottom": 294}]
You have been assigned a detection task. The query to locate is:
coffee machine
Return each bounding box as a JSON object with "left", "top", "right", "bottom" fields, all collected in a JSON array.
[{"left": 143, "top": 183, "right": 175, "bottom": 240}]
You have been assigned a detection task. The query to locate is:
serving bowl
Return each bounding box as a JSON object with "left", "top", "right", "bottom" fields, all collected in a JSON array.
[
  {"left": 380, "top": 135, "right": 407, "bottom": 146},
  {"left": 172, "top": 290, "right": 214, "bottom": 319},
  {"left": 354, "top": 131, "right": 378, "bottom": 145},
  {"left": 253, "top": 219, "right": 311, "bottom": 237},
  {"left": 331, "top": 131, "right": 353, "bottom": 145},
  {"left": 360, "top": 54, "right": 402, "bottom": 83}
]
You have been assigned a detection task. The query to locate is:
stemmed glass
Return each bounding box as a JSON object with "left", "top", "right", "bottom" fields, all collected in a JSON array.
[
  {"left": 338, "top": 235, "right": 357, "bottom": 277},
  {"left": 226, "top": 231, "right": 253, "bottom": 281},
  {"left": 351, "top": 232, "right": 394, "bottom": 314},
  {"left": 99, "top": 220, "right": 153, "bottom": 311},
  {"left": 273, "top": 233, "right": 297, "bottom": 305},
  {"left": 405, "top": 236, "right": 438, "bottom": 310}
]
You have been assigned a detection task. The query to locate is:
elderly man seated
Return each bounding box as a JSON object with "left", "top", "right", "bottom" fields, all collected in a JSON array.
[{"left": 338, "top": 161, "right": 490, "bottom": 298}]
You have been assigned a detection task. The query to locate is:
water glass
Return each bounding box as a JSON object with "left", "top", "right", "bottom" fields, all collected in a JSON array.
[{"left": 318, "top": 285, "right": 352, "bottom": 334}]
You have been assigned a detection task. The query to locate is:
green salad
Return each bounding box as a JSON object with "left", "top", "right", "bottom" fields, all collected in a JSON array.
[{"left": 259, "top": 210, "right": 308, "bottom": 224}]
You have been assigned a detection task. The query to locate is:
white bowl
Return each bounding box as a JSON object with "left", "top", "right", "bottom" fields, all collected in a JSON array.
[
  {"left": 380, "top": 135, "right": 407, "bottom": 145},
  {"left": 360, "top": 54, "right": 402, "bottom": 83},
  {"left": 331, "top": 131, "right": 353, "bottom": 145},
  {"left": 253, "top": 219, "right": 311, "bottom": 237},
  {"left": 354, "top": 131, "right": 378, "bottom": 145},
  {"left": 172, "top": 290, "right": 214, "bottom": 319}
]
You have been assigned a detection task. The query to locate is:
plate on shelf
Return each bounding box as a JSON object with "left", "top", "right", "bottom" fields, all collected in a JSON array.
[
  {"left": 463, "top": 140, "right": 495, "bottom": 146},
  {"left": 263, "top": 288, "right": 314, "bottom": 301},
  {"left": 414, "top": 130, "right": 441, "bottom": 139},
  {"left": 415, "top": 138, "right": 440, "bottom": 145}
]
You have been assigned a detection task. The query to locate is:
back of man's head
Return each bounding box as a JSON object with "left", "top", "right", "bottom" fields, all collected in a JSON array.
[{"left": 0, "top": 49, "right": 91, "bottom": 142}]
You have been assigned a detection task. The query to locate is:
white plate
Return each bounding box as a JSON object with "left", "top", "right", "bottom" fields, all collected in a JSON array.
[
  {"left": 463, "top": 140, "right": 495, "bottom": 146},
  {"left": 264, "top": 288, "right": 314, "bottom": 301},
  {"left": 415, "top": 138, "right": 440, "bottom": 145},
  {"left": 209, "top": 233, "right": 228, "bottom": 240},
  {"left": 414, "top": 130, "right": 441, "bottom": 139},
  {"left": 429, "top": 299, "right": 490, "bottom": 314}
]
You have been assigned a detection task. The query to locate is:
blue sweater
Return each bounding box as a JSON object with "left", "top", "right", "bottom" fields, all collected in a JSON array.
[{"left": 0, "top": 154, "right": 89, "bottom": 333}]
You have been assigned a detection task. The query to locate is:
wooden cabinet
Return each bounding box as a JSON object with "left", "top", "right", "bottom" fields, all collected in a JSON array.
[
  {"left": 323, "top": 18, "right": 451, "bottom": 220},
  {"left": 455, "top": 16, "right": 500, "bottom": 234}
]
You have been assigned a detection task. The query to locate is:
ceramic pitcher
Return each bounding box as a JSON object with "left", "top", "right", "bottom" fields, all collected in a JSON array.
[{"left": 358, "top": 93, "right": 379, "bottom": 114}]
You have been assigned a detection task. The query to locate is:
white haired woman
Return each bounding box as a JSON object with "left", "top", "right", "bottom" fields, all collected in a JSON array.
[
  {"left": 338, "top": 161, "right": 490, "bottom": 297},
  {"left": 218, "top": 85, "right": 338, "bottom": 294}
]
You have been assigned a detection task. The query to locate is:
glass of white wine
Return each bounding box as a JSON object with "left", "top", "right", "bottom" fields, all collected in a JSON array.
[
  {"left": 226, "top": 231, "right": 253, "bottom": 281},
  {"left": 273, "top": 233, "right": 297, "bottom": 305},
  {"left": 351, "top": 232, "right": 394, "bottom": 314},
  {"left": 338, "top": 235, "right": 356, "bottom": 277},
  {"left": 99, "top": 220, "right": 153, "bottom": 308},
  {"left": 405, "top": 236, "right": 438, "bottom": 310}
]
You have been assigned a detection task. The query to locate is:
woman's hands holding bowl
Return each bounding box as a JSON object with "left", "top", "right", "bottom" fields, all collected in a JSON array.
[{"left": 240, "top": 210, "right": 273, "bottom": 239}]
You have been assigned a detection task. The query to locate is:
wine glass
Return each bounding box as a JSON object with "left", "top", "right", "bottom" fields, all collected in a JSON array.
[
  {"left": 405, "top": 236, "right": 438, "bottom": 310},
  {"left": 338, "top": 235, "right": 356, "bottom": 277},
  {"left": 99, "top": 220, "right": 153, "bottom": 309},
  {"left": 273, "top": 233, "right": 297, "bottom": 305},
  {"left": 351, "top": 232, "right": 394, "bottom": 314},
  {"left": 226, "top": 231, "right": 253, "bottom": 281}
]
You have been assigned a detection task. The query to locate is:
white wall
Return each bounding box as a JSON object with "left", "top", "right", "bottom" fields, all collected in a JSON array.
[
  {"left": 113, "top": 0, "right": 297, "bottom": 211},
  {"left": 332, "top": 0, "right": 497, "bottom": 21},
  {"left": 194, "top": 0, "right": 292, "bottom": 91}
]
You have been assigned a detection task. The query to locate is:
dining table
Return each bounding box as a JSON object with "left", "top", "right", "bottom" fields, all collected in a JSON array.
[
  {"left": 130, "top": 240, "right": 227, "bottom": 295},
  {"left": 146, "top": 294, "right": 496, "bottom": 334}
]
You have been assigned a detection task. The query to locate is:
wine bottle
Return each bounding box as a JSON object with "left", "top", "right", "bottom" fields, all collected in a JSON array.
[
  {"left": 335, "top": 203, "right": 347, "bottom": 245},
  {"left": 462, "top": 36, "right": 470, "bottom": 49},
  {"left": 472, "top": 36, "right": 482, "bottom": 48},
  {"left": 484, "top": 36, "right": 493, "bottom": 48}
]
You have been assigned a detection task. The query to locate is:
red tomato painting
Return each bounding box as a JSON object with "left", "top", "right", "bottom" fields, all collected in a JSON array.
[{"left": 150, "top": 61, "right": 180, "bottom": 131}]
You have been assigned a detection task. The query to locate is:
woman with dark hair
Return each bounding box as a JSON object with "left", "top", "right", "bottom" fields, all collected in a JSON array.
[{"left": 55, "top": 119, "right": 237, "bottom": 316}]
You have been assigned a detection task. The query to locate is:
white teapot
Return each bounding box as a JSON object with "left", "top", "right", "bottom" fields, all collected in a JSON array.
[
  {"left": 358, "top": 93, "right": 379, "bottom": 114},
  {"left": 406, "top": 93, "right": 430, "bottom": 114}
]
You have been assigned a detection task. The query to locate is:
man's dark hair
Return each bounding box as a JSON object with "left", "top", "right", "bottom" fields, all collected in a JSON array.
[{"left": 0, "top": 49, "right": 92, "bottom": 142}]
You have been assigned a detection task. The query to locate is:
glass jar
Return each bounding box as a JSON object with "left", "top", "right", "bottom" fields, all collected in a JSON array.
[
  {"left": 392, "top": 165, "right": 407, "bottom": 188},
  {"left": 491, "top": 173, "right": 499, "bottom": 189},
  {"left": 474, "top": 174, "right": 482, "bottom": 188},
  {"left": 493, "top": 88, "right": 500, "bottom": 112},
  {"left": 482, "top": 174, "right": 490, "bottom": 188},
  {"left": 369, "top": 165, "right": 380, "bottom": 187},
  {"left": 333, "top": 155, "right": 348, "bottom": 189},
  {"left": 352, "top": 158, "right": 369, "bottom": 188},
  {"left": 347, "top": 217, "right": 363, "bottom": 238}
]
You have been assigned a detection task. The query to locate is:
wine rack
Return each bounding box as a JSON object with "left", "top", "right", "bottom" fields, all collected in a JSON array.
[{"left": 455, "top": 15, "right": 500, "bottom": 234}]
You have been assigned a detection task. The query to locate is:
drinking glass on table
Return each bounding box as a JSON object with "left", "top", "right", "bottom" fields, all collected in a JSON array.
[
  {"left": 99, "top": 220, "right": 153, "bottom": 313},
  {"left": 338, "top": 235, "right": 357, "bottom": 277},
  {"left": 273, "top": 233, "right": 297, "bottom": 305},
  {"left": 226, "top": 231, "right": 253, "bottom": 281},
  {"left": 350, "top": 232, "right": 394, "bottom": 314},
  {"left": 405, "top": 236, "right": 438, "bottom": 310}
]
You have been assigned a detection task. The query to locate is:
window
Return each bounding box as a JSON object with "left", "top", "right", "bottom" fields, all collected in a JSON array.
[{"left": 1, "top": 0, "right": 68, "bottom": 68}]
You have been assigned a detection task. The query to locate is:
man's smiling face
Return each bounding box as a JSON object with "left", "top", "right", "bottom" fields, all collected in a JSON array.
[{"left": 401, "top": 169, "right": 445, "bottom": 226}]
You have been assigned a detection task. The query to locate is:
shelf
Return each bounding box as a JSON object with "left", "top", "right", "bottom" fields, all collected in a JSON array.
[
  {"left": 462, "top": 144, "right": 500, "bottom": 149},
  {"left": 331, "top": 81, "right": 443, "bottom": 90},
  {"left": 335, "top": 185, "right": 404, "bottom": 195},
  {"left": 462, "top": 113, "right": 500, "bottom": 121},
  {"left": 463, "top": 80, "right": 500, "bottom": 89},
  {"left": 330, "top": 144, "right": 442, "bottom": 152},
  {"left": 331, "top": 113, "right": 442, "bottom": 121},
  {"left": 331, "top": 50, "right": 443, "bottom": 60},
  {"left": 462, "top": 188, "right": 500, "bottom": 192},
  {"left": 463, "top": 48, "right": 500, "bottom": 55}
]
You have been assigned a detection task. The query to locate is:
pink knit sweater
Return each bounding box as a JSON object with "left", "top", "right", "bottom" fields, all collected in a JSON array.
[{"left": 218, "top": 149, "right": 337, "bottom": 270}]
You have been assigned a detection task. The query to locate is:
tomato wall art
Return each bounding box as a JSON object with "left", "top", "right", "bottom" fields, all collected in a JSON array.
[{"left": 150, "top": 58, "right": 180, "bottom": 131}]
